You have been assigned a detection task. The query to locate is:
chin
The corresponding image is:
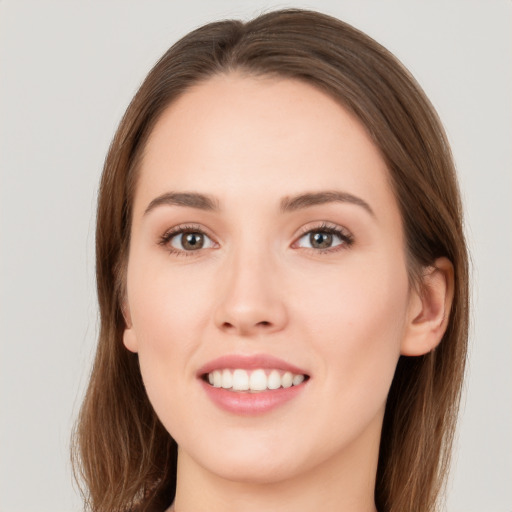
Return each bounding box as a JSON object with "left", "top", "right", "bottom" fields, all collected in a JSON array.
[
  {"left": 204, "top": 453, "right": 303, "bottom": 485},
  {"left": 177, "top": 430, "right": 310, "bottom": 485}
]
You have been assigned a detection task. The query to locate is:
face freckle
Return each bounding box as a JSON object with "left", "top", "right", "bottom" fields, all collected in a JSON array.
[{"left": 123, "top": 73, "right": 414, "bottom": 487}]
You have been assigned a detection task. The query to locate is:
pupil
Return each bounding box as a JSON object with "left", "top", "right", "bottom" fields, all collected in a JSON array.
[
  {"left": 311, "top": 232, "right": 332, "bottom": 249},
  {"left": 183, "top": 232, "right": 203, "bottom": 250}
]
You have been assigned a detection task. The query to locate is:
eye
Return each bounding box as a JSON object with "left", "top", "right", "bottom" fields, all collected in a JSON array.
[
  {"left": 159, "top": 225, "right": 216, "bottom": 255},
  {"left": 294, "top": 224, "right": 353, "bottom": 251},
  {"left": 170, "top": 231, "right": 213, "bottom": 251}
]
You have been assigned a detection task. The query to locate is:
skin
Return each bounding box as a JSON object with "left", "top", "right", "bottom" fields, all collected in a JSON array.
[{"left": 123, "top": 74, "right": 453, "bottom": 512}]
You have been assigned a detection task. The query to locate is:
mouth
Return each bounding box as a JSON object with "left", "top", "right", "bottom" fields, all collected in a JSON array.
[
  {"left": 197, "top": 354, "right": 310, "bottom": 413},
  {"left": 202, "top": 368, "right": 309, "bottom": 392}
]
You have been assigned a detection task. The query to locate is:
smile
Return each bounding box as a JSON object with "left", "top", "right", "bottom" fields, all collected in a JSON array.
[
  {"left": 206, "top": 368, "right": 306, "bottom": 392},
  {"left": 199, "top": 354, "right": 310, "bottom": 414}
]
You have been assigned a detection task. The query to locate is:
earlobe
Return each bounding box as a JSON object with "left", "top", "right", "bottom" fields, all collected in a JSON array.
[
  {"left": 123, "top": 327, "right": 139, "bottom": 353},
  {"left": 401, "top": 257, "right": 454, "bottom": 356},
  {"left": 121, "top": 302, "right": 139, "bottom": 353}
]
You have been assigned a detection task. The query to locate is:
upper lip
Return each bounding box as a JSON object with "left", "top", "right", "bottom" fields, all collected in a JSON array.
[{"left": 197, "top": 354, "right": 309, "bottom": 377}]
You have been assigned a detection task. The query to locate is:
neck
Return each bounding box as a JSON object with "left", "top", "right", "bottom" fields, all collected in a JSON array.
[{"left": 172, "top": 419, "right": 381, "bottom": 512}]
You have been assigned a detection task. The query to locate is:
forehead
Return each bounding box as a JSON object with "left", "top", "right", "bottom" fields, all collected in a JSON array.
[{"left": 135, "top": 73, "right": 397, "bottom": 220}]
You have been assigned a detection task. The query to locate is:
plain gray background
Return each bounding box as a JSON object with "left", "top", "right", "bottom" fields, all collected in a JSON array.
[{"left": 1, "top": 1, "right": 511, "bottom": 511}]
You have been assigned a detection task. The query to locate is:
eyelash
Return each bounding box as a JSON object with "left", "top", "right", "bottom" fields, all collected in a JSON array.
[
  {"left": 158, "top": 222, "right": 354, "bottom": 257},
  {"left": 294, "top": 222, "right": 354, "bottom": 254},
  {"left": 158, "top": 224, "right": 213, "bottom": 258}
]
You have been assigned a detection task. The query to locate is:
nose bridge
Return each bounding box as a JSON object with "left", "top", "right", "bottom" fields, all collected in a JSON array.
[{"left": 213, "top": 233, "right": 287, "bottom": 336}]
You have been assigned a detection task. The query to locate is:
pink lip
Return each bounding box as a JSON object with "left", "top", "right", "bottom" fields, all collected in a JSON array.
[
  {"left": 197, "top": 354, "right": 308, "bottom": 376},
  {"left": 198, "top": 354, "right": 310, "bottom": 415},
  {"left": 201, "top": 381, "right": 307, "bottom": 415}
]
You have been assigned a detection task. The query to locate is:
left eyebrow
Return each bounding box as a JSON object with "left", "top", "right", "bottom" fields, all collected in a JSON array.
[
  {"left": 280, "top": 190, "right": 375, "bottom": 217},
  {"left": 144, "top": 192, "right": 220, "bottom": 215}
]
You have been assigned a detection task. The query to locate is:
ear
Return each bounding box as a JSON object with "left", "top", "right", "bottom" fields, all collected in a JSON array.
[
  {"left": 401, "top": 257, "right": 454, "bottom": 356},
  {"left": 121, "top": 301, "right": 139, "bottom": 353}
]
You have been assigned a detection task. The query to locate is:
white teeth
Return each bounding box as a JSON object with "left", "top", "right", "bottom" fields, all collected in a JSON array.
[
  {"left": 232, "top": 369, "right": 249, "bottom": 391},
  {"left": 213, "top": 370, "right": 222, "bottom": 388},
  {"left": 292, "top": 374, "right": 305, "bottom": 386},
  {"left": 267, "top": 369, "right": 281, "bottom": 390},
  {"left": 249, "top": 369, "right": 267, "bottom": 391},
  {"left": 221, "top": 369, "right": 233, "bottom": 389},
  {"left": 206, "top": 368, "right": 307, "bottom": 392},
  {"left": 281, "top": 371, "right": 293, "bottom": 388}
]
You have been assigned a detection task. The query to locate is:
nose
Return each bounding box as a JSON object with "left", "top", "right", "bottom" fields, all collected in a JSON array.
[{"left": 213, "top": 245, "right": 288, "bottom": 337}]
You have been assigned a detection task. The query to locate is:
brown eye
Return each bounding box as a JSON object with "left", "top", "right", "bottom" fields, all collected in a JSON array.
[
  {"left": 169, "top": 231, "right": 214, "bottom": 251},
  {"left": 309, "top": 232, "right": 333, "bottom": 249},
  {"left": 295, "top": 225, "right": 352, "bottom": 251},
  {"left": 159, "top": 224, "right": 217, "bottom": 256}
]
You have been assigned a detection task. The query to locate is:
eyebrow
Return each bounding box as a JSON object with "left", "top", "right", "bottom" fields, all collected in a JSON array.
[
  {"left": 280, "top": 190, "right": 375, "bottom": 217},
  {"left": 144, "top": 192, "right": 220, "bottom": 215},
  {"left": 144, "top": 190, "right": 374, "bottom": 217}
]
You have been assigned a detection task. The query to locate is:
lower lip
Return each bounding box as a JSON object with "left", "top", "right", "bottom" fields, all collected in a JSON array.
[{"left": 200, "top": 380, "right": 307, "bottom": 415}]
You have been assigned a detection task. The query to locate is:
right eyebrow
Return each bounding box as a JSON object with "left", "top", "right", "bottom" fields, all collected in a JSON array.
[
  {"left": 280, "top": 190, "right": 375, "bottom": 217},
  {"left": 144, "top": 192, "right": 220, "bottom": 215}
]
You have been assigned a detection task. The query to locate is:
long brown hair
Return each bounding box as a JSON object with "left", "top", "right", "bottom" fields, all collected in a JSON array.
[{"left": 72, "top": 9, "right": 469, "bottom": 512}]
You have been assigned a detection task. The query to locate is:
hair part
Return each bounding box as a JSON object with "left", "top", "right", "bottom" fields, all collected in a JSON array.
[{"left": 72, "top": 9, "right": 469, "bottom": 512}]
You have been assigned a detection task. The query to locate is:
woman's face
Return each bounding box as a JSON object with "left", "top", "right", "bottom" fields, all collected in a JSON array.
[{"left": 123, "top": 74, "right": 418, "bottom": 484}]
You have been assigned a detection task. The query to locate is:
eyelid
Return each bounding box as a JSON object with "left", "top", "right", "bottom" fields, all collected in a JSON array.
[
  {"left": 159, "top": 222, "right": 210, "bottom": 241},
  {"left": 291, "top": 221, "right": 354, "bottom": 250},
  {"left": 158, "top": 221, "right": 353, "bottom": 256},
  {"left": 295, "top": 221, "right": 352, "bottom": 239},
  {"left": 158, "top": 223, "right": 219, "bottom": 256}
]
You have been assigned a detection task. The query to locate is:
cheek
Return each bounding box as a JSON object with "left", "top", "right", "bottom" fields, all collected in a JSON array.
[
  {"left": 294, "top": 255, "right": 409, "bottom": 403},
  {"left": 128, "top": 249, "right": 213, "bottom": 337},
  {"left": 127, "top": 260, "right": 213, "bottom": 428}
]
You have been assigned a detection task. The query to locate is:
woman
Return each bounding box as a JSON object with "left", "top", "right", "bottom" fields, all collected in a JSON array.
[{"left": 73, "top": 9, "right": 468, "bottom": 512}]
